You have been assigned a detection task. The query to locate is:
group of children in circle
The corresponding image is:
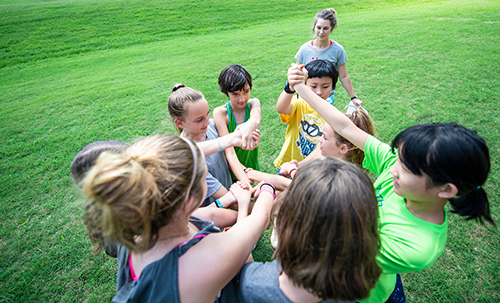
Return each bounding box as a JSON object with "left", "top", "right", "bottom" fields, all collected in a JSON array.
[{"left": 70, "top": 8, "right": 494, "bottom": 303}]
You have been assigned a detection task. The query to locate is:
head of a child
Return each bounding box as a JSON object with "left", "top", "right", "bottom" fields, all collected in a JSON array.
[
  {"left": 320, "top": 109, "right": 375, "bottom": 166},
  {"left": 304, "top": 59, "right": 338, "bottom": 100},
  {"left": 391, "top": 123, "right": 493, "bottom": 224},
  {"left": 218, "top": 64, "right": 253, "bottom": 109},
  {"left": 168, "top": 84, "right": 210, "bottom": 135},
  {"left": 71, "top": 140, "right": 130, "bottom": 186},
  {"left": 273, "top": 158, "right": 381, "bottom": 301},
  {"left": 81, "top": 134, "right": 207, "bottom": 253}
]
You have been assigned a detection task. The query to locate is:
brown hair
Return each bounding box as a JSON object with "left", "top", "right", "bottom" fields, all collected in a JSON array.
[
  {"left": 335, "top": 109, "right": 375, "bottom": 166},
  {"left": 168, "top": 83, "right": 204, "bottom": 133},
  {"left": 313, "top": 8, "right": 338, "bottom": 34},
  {"left": 273, "top": 158, "right": 381, "bottom": 301},
  {"left": 70, "top": 140, "right": 129, "bottom": 185},
  {"left": 81, "top": 134, "right": 206, "bottom": 253}
]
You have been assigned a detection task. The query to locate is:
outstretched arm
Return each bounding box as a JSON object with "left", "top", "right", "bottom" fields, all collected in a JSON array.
[
  {"left": 276, "top": 64, "right": 306, "bottom": 114},
  {"left": 292, "top": 65, "right": 369, "bottom": 150},
  {"left": 240, "top": 98, "right": 261, "bottom": 149},
  {"left": 179, "top": 183, "right": 275, "bottom": 302},
  {"left": 196, "top": 128, "right": 248, "bottom": 157},
  {"left": 230, "top": 181, "right": 252, "bottom": 223},
  {"left": 213, "top": 106, "right": 251, "bottom": 184},
  {"left": 246, "top": 169, "right": 291, "bottom": 192}
]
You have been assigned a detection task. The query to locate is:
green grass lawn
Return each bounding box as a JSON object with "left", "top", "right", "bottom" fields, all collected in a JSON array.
[{"left": 1, "top": 0, "right": 499, "bottom": 301}]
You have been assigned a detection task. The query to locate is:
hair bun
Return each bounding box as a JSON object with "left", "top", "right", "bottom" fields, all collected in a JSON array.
[{"left": 172, "top": 83, "right": 185, "bottom": 92}]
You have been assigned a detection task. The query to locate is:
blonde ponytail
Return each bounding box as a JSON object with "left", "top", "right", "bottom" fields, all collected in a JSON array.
[{"left": 81, "top": 134, "right": 206, "bottom": 253}]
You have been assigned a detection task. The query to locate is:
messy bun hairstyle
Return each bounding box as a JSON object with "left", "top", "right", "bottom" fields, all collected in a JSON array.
[
  {"left": 81, "top": 134, "right": 206, "bottom": 252},
  {"left": 313, "top": 8, "right": 338, "bottom": 34}
]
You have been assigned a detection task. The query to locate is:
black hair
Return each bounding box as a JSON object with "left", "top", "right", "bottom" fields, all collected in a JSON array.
[
  {"left": 305, "top": 59, "right": 339, "bottom": 90},
  {"left": 218, "top": 64, "right": 253, "bottom": 96},
  {"left": 391, "top": 123, "right": 494, "bottom": 225}
]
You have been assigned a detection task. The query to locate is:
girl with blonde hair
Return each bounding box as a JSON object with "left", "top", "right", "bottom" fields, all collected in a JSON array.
[{"left": 80, "top": 134, "right": 274, "bottom": 302}]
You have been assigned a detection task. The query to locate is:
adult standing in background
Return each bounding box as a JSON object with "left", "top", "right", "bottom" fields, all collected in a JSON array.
[{"left": 295, "top": 8, "right": 362, "bottom": 110}]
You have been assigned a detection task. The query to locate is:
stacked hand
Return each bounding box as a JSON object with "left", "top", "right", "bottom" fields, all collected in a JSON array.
[
  {"left": 233, "top": 125, "right": 261, "bottom": 150},
  {"left": 279, "top": 160, "right": 298, "bottom": 178},
  {"left": 287, "top": 63, "right": 308, "bottom": 91}
]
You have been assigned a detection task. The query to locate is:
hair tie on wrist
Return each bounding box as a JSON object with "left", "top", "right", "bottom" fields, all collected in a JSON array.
[
  {"left": 217, "top": 138, "right": 223, "bottom": 152},
  {"left": 350, "top": 95, "right": 358, "bottom": 100},
  {"left": 260, "top": 189, "right": 275, "bottom": 200},
  {"left": 289, "top": 168, "right": 297, "bottom": 177},
  {"left": 260, "top": 182, "right": 276, "bottom": 196}
]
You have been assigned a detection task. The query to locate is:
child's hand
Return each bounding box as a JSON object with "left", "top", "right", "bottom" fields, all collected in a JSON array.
[
  {"left": 230, "top": 181, "right": 251, "bottom": 207},
  {"left": 287, "top": 63, "right": 307, "bottom": 91},
  {"left": 235, "top": 122, "right": 260, "bottom": 150},
  {"left": 279, "top": 162, "right": 298, "bottom": 178},
  {"left": 245, "top": 168, "right": 263, "bottom": 184}
]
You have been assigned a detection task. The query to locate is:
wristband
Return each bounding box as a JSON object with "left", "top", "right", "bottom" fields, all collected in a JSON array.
[
  {"left": 260, "top": 182, "right": 276, "bottom": 195},
  {"left": 214, "top": 199, "right": 224, "bottom": 208},
  {"left": 350, "top": 95, "right": 358, "bottom": 100},
  {"left": 289, "top": 168, "right": 297, "bottom": 177},
  {"left": 260, "top": 189, "right": 275, "bottom": 200},
  {"left": 284, "top": 80, "right": 295, "bottom": 94},
  {"left": 217, "top": 138, "right": 223, "bottom": 152}
]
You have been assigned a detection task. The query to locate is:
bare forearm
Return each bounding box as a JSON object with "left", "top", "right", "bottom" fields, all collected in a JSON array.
[{"left": 294, "top": 83, "right": 368, "bottom": 149}]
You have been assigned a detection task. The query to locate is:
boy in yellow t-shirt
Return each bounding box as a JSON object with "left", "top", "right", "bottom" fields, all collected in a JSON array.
[{"left": 274, "top": 59, "right": 338, "bottom": 168}]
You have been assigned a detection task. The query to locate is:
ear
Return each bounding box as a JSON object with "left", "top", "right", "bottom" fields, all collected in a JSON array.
[
  {"left": 437, "top": 183, "right": 459, "bottom": 199},
  {"left": 174, "top": 119, "right": 184, "bottom": 129},
  {"left": 339, "top": 144, "right": 349, "bottom": 155},
  {"left": 183, "top": 196, "right": 196, "bottom": 215}
]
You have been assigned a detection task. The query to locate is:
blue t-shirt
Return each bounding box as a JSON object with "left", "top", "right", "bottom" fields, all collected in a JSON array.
[
  {"left": 237, "top": 260, "right": 347, "bottom": 303},
  {"left": 295, "top": 40, "right": 348, "bottom": 67}
]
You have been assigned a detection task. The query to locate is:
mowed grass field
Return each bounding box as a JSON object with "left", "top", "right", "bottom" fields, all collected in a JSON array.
[{"left": 1, "top": 0, "right": 499, "bottom": 301}]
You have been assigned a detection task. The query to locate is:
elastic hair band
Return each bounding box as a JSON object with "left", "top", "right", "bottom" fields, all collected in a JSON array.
[
  {"left": 180, "top": 137, "right": 198, "bottom": 195},
  {"left": 217, "top": 138, "right": 223, "bottom": 152},
  {"left": 260, "top": 189, "right": 275, "bottom": 200},
  {"left": 260, "top": 182, "right": 276, "bottom": 197}
]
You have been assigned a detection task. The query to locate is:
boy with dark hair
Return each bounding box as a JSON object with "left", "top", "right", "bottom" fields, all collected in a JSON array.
[
  {"left": 274, "top": 59, "right": 338, "bottom": 168},
  {"left": 213, "top": 64, "right": 261, "bottom": 184}
]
